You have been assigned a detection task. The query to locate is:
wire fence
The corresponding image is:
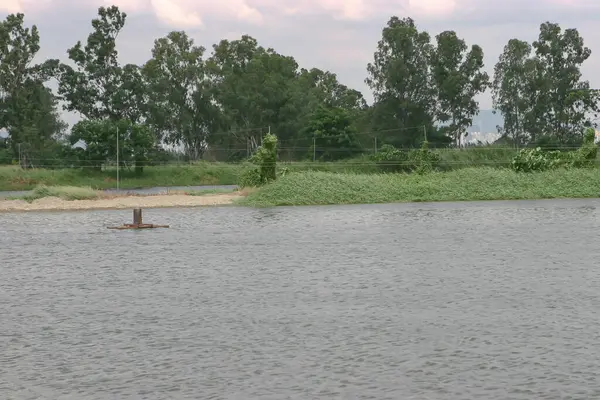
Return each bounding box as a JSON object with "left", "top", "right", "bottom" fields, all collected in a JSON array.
[{"left": 1, "top": 122, "right": 596, "bottom": 169}]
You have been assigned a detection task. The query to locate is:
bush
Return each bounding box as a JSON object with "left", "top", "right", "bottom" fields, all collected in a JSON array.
[
  {"left": 238, "top": 168, "right": 263, "bottom": 187},
  {"left": 511, "top": 129, "right": 597, "bottom": 172},
  {"left": 409, "top": 140, "right": 440, "bottom": 174},
  {"left": 510, "top": 147, "right": 565, "bottom": 172},
  {"left": 370, "top": 142, "right": 440, "bottom": 174},
  {"left": 572, "top": 128, "right": 597, "bottom": 168},
  {"left": 238, "top": 133, "right": 278, "bottom": 187},
  {"left": 369, "top": 144, "right": 410, "bottom": 172}
]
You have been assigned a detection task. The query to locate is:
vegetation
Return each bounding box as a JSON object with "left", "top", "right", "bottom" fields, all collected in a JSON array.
[
  {"left": 0, "top": 163, "right": 246, "bottom": 191},
  {"left": 1, "top": 7, "right": 599, "bottom": 207},
  {"left": 18, "top": 185, "right": 100, "bottom": 202},
  {"left": 240, "top": 168, "right": 600, "bottom": 207},
  {"left": 1, "top": 8, "right": 598, "bottom": 172}
]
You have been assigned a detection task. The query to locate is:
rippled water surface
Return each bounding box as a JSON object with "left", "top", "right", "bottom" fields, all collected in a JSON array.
[{"left": 2, "top": 199, "right": 600, "bottom": 399}]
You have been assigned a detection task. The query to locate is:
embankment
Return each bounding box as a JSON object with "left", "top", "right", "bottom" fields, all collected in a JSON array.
[{"left": 240, "top": 168, "right": 600, "bottom": 207}]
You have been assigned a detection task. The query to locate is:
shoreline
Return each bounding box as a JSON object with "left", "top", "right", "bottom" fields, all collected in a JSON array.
[{"left": 0, "top": 193, "right": 240, "bottom": 212}]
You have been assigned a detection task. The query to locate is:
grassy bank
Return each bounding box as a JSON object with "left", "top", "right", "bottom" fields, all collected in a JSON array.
[
  {"left": 0, "top": 148, "right": 522, "bottom": 191},
  {"left": 240, "top": 168, "right": 600, "bottom": 207},
  {"left": 0, "top": 162, "right": 248, "bottom": 191},
  {"left": 18, "top": 185, "right": 101, "bottom": 202}
]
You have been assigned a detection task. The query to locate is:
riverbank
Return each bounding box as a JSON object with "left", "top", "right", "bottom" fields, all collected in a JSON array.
[
  {"left": 0, "top": 148, "right": 518, "bottom": 191},
  {"left": 240, "top": 167, "right": 600, "bottom": 207},
  {"left": 0, "top": 190, "right": 242, "bottom": 212}
]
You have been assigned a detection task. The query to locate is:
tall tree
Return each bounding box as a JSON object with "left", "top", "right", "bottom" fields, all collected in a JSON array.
[
  {"left": 532, "top": 22, "right": 598, "bottom": 144},
  {"left": 492, "top": 39, "right": 536, "bottom": 146},
  {"left": 57, "top": 6, "right": 143, "bottom": 122},
  {"left": 143, "top": 31, "right": 220, "bottom": 160},
  {"left": 0, "top": 13, "right": 64, "bottom": 162},
  {"left": 207, "top": 35, "right": 299, "bottom": 158},
  {"left": 431, "top": 31, "right": 489, "bottom": 146},
  {"left": 366, "top": 16, "right": 436, "bottom": 148}
]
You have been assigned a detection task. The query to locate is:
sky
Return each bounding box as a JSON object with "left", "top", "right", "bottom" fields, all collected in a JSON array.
[{"left": 2, "top": 0, "right": 600, "bottom": 129}]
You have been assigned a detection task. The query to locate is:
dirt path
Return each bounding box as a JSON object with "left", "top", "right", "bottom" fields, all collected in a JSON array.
[{"left": 0, "top": 193, "right": 240, "bottom": 212}]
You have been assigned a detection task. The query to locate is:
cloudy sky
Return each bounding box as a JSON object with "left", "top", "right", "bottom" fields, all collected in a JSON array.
[{"left": 2, "top": 0, "right": 600, "bottom": 127}]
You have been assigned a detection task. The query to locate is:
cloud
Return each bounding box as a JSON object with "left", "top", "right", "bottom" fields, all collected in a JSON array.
[{"left": 5, "top": 0, "right": 597, "bottom": 27}]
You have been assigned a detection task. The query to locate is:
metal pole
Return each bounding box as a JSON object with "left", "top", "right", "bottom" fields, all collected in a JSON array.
[{"left": 116, "top": 127, "right": 119, "bottom": 191}]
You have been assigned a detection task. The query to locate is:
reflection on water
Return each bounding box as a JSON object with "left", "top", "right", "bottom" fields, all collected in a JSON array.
[{"left": 2, "top": 199, "right": 600, "bottom": 399}]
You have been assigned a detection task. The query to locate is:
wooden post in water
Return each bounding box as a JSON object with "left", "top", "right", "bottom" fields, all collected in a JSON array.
[
  {"left": 107, "top": 208, "right": 168, "bottom": 229},
  {"left": 133, "top": 208, "right": 142, "bottom": 226}
]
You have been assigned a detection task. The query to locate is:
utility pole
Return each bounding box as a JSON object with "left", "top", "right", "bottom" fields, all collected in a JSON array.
[
  {"left": 116, "top": 126, "right": 119, "bottom": 191},
  {"left": 313, "top": 136, "right": 316, "bottom": 161},
  {"left": 423, "top": 126, "right": 427, "bottom": 142},
  {"left": 374, "top": 137, "right": 377, "bottom": 153}
]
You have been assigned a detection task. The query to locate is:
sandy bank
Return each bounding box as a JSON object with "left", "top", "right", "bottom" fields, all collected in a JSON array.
[{"left": 0, "top": 193, "right": 239, "bottom": 212}]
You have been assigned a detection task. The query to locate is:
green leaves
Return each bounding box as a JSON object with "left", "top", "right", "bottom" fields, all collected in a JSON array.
[
  {"left": 0, "top": 13, "right": 65, "bottom": 163},
  {"left": 142, "top": 30, "right": 217, "bottom": 160},
  {"left": 57, "top": 6, "right": 132, "bottom": 120},
  {"left": 69, "top": 119, "right": 154, "bottom": 171},
  {"left": 493, "top": 22, "right": 598, "bottom": 146},
  {"left": 431, "top": 31, "right": 489, "bottom": 146}
]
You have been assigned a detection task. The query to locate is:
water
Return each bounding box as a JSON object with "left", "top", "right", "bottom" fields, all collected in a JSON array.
[
  {"left": 2, "top": 199, "right": 600, "bottom": 399},
  {"left": 0, "top": 185, "right": 238, "bottom": 199}
]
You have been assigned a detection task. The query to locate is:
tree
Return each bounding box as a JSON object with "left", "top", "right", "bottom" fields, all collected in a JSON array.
[
  {"left": 207, "top": 35, "right": 300, "bottom": 158},
  {"left": 143, "top": 31, "right": 221, "bottom": 160},
  {"left": 431, "top": 31, "right": 489, "bottom": 146},
  {"left": 366, "top": 17, "right": 436, "bottom": 148},
  {"left": 57, "top": 6, "right": 142, "bottom": 121},
  {"left": 69, "top": 119, "right": 154, "bottom": 173},
  {"left": 492, "top": 39, "right": 536, "bottom": 146},
  {"left": 532, "top": 22, "right": 598, "bottom": 144},
  {"left": 303, "top": 105, "right": 360, "bottom": 161},
  {"left": 0, "top": 13, "right": 64, "bottom": 163}
]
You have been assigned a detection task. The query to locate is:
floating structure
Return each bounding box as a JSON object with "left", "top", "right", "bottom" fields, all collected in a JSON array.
[{"left": 107, "top": 208, "right": 169, "bottom": 229}]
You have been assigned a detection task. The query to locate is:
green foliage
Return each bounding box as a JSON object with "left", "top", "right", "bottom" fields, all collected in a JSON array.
[
  {"left": 369, "top": 144, "right": 410, "bottom": 172},
  {"left": 238, "top": 168, "right": 263, "bottom": 188},
  {"left": 410, "top": 141, "right": 440, "bottom": 174},
  {"left": 511, "top": 147, "right": 564, "bottom": 172},
  {"left": 0, "top": 13, "right": 65, "bottom": 163},
  {"left": 431, "top": 31, "right": 489, "bottom": 146},
  {"left": 369, "top": 142, "right": 440, "bottom": 173},
  {"left": 20, "top": 185, "right": 99, "bottom": 202},
  {"left": 240, "top": 168, "right": 600, "bottom": 207},
  {"left": 572, "top": 128, "right": 598, "bottom": 168},
  {"left": 68, "top": 119, "right": 155, "bottom": 172},
  {"left": 304, "top": 105, "right": 360, "bottom": 161},
  {"left": 511, "top": 131, "right": 597, "bottom": 172},
  {"left": 239, "top": 133, "right": 278, "bottom": 187}
]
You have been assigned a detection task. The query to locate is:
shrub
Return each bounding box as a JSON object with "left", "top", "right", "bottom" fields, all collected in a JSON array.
[
  {"left": 369, "top": 144, "right": 410, "bottom": 172},
  {"left": 571, "top": 128, "right": 597, "bottom": 168},
  {"left": 409, "top": 140, "right": 440, "bottom": 174},
  {"left": 511, "top": 129, "right": 598, "bottom": 172},
  {"left": 238, "top": 133, "right": 278, "bottom": 187}
]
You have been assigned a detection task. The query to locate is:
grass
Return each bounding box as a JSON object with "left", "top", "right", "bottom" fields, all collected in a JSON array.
[
  {"left": 0, "top": 162, "right": 250, "bottom": 191},
  {"left": 239, "top": 167, "right": 600, "bottom": 207},
  {"left": 17, "top": 185, "right": 101, "bottom": 203},
  {"left": 0, "top": 147, "right": 522, "bottom": 191}
]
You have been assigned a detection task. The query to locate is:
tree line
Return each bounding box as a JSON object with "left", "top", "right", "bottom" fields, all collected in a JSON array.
[{"left": 0, "top": 6, "right": 597, "bottom": 170}]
